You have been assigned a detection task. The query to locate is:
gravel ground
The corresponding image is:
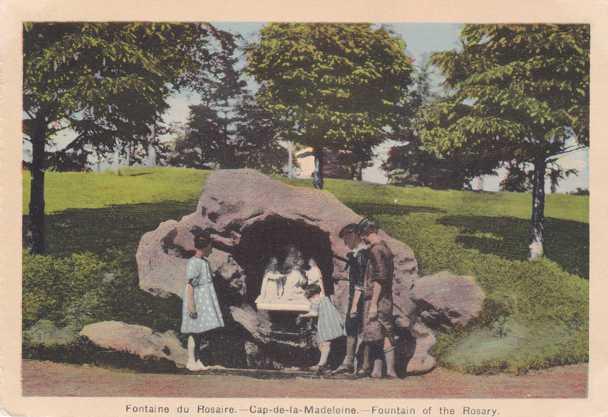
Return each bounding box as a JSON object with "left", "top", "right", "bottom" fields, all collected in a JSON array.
[{"left": 22, "top": 360, "right": 587, "bottom": 398}]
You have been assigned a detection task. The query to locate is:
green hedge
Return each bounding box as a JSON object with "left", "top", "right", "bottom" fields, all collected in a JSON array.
[{"left": 23, "top": 251, "right": 182, "bottom": 352}]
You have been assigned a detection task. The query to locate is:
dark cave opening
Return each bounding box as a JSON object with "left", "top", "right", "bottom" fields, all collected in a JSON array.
[{"left": 233, "top": 215, "right": 335, "bottom": 306}]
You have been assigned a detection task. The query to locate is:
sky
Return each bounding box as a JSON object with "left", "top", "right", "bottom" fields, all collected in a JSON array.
[{"left": 44, "top": 22, "right": 589, "bottom": 193}]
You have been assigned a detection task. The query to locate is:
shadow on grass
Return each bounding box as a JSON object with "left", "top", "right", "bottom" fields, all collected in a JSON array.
[
  {"left": 347, "top": 202, "right": 445, "bottom": 217},
  {"left": 36, "top": 200, "right": 198, "bottom": 258},
  {"left": 439, "top": 215, "right": 589, "bottom": 279}
]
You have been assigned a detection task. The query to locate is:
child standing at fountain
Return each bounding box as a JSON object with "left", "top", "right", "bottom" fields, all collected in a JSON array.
[
  {"left": 181, "top": 232, "right": 225, "bottom": 371},
  {"left": 298, "top": 283, "right": 346, "bottom": 373}
]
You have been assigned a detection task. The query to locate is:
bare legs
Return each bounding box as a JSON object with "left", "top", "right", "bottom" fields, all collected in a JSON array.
[
  {"left": 384, "top": 336, "right": 398, "bottom": 378},
  {"left": 186, "top": 334, "right": 207, "bottom": 371},
  {"left": 318, "top": 341, "right": 331, "bottom": 367},
  {"left": 310, "top": 341, "right": 331, "bottom": 372},
  {"left": 367, "top": 337, "right": 397, "bottom": 378}
]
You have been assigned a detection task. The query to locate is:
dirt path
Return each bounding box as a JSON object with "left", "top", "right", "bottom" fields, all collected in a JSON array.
[{"left": 22, "top": 360, "right": 587, "bottom": 398}]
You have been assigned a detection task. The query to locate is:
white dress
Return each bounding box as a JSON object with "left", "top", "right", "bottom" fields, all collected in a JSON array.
[
  {"left": 305, "top": 263, "right": 323, "bottom": 288},
  {"left": 283, "top": 269, "right": 306, "bottom": 301},
  {"left": 180, "top": 257, "right": 224, "bottom": 334}
]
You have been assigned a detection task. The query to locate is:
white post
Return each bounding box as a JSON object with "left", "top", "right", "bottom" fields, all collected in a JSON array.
[
  {"left": 114, "top": 145, "right": 120, "bottom": 173},
  {"left": 287, "top": 141, "right": 294, "bottom": 179}
]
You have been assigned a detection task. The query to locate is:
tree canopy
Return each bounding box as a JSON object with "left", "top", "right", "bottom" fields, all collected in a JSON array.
[{"left": 245, "top": 23, "right": 415, "bottom": 186}]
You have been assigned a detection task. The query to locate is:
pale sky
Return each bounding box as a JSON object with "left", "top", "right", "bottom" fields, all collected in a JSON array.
[{"left": 44, "top": 22, "right": 589, "bottom": 193}]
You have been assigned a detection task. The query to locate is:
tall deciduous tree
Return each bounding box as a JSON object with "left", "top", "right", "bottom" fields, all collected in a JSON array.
[
  {"left": 417, "top": 24, "right": 589, "bottom": 260},
  {"left": 23, "top": 22, "right": 236, "bottom": 253},
  {"left": 383, "top": 56, "right": 498, "bottom": 189},
  {"left": 245, "top": 23, "right": 414, "bottom": 188}
]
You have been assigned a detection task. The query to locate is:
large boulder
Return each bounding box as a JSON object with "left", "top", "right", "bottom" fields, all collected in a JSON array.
[
  {"left": 412, "top": 271, "right": 485, "bottom": 328},
  {"left": 135, "top": 169, "right": 485, "bottom": 373},
  {"left": 80, "top": 321, "right": 188, "bottom": 367}
]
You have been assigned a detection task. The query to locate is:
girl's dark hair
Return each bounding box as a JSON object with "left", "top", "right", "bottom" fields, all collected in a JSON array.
[
  {"left": 194, "top": 232, "right": 213, "bottom": 250},
  {"left": 303, "top": 283, "right": 322, "bottom": 299}
]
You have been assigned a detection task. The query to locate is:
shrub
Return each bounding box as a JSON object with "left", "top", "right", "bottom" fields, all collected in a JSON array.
[
  {"left": 23, "top": 251, "right": 182, "bottom": 341},
  {"left": 23, "top": 252, "right": 111, "bottom": 328}
]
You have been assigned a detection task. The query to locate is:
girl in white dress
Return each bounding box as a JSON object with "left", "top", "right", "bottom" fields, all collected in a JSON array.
[{"left": 181, "top": 233, "right": 225, "bottom": 371}]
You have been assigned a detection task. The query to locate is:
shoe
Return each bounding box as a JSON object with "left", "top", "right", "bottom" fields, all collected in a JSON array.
[
  {"left": 186, "top": 360, "right": 208, "bottom": 371},
  {"left": 318, "top": 364, "right": 332, "bottom": 376},
  {"left": 355, "top": 368, "right": 371, "bottom": 378},
  {"left": 331, "top": 364, "right": 355, "bottom": 375}
]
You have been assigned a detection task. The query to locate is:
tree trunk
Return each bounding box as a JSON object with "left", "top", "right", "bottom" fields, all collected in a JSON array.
[
  {"left": 356, "top": 161, "right": 363, "bottom": 181},
  {"left": 529, "top": 155, "right": 547, "bottom": 260},
  {"left": 29, "top": 118, "right": 47, "bottom": 254},
  {"left": 313, "top": 148, "right": 324, "bottom": 189}
]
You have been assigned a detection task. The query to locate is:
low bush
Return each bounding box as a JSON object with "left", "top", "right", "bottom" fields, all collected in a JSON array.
[{"left": 22, "top": 251, "right": 182, "bottom": 362}]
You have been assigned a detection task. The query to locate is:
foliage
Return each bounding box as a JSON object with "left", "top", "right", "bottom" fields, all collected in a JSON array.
[
  {"left": 383, "top": 56, "right": 497, "bottom": 189},
  {"left": 246, "top": 23, "right": 415, "bottom": 177},
  {"left": 166, "top": 95, "right": 288, "bottom": 174},
  {"left": 383, "top": 145, "right": 497, "bottom": 189},
  {"left": 569, "top": 187, "right": 589, "bottom": 196},
  {"left": 23, "top": 22, "right": 235, "bottom": 159},
  {"left": 420, "top": 25, "right": 589, "bottom": 157},
  {"left": 23, "top": 320, "right": 80, "bottom": 347},
  {"left": 165, "top": 34, "right": 287, "bottom": 174},
  {"left": 283, "top": 175, "right": 588, "bottom": 373},
  {"left": 23, "top": 252, "right": 113, "bottom": 328},
  {"left": 233, "top": 94, "right": 290, "bottom": 174},
  {"left": 500, "top": 160, "right": 578, "bottom": 193},
  {"left": 23, "top": 250, "right": 182, "bottom": 334}
]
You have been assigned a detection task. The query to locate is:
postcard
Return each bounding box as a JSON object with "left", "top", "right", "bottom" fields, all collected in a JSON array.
[{"left": 1, "top": 1, "right": 606, "bottom": 416}]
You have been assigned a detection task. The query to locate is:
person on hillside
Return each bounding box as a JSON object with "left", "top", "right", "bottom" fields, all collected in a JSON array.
[
  {"left": 181, "top": 232, "right": 225, "bottom": 372},
  {"left": 298, "top": 283, "right": 346, "bottom": 374},
  {"left": 357, "top": 218, "right": 398, "bottom": 379},
  {"left": 332, "top": 223, "right": 369, "bottom": 376}
]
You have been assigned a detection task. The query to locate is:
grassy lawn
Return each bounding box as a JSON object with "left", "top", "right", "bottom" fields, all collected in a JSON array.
[{"left": 22, "top": 167, "right": 589, "bottom": 374}]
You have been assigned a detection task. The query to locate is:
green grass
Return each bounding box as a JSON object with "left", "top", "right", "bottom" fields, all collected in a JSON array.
[{"left": 22, "top": 167, "right": 589, "bottom": 374}]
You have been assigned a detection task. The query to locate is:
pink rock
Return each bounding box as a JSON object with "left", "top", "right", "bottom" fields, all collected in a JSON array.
[
  {"left": 135, "top": 169, "right": 485, "bottom": 374},
  {"left": 80, "top": 321, "right": 188, "bottom": 367}
]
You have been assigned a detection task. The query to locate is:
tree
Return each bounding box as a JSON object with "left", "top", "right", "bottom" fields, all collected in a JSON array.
[
  {"left": 383, "top": 56, "right": 498, "bottom": 189},
  {"left": 167, "top": 93, "right": 288, "bottom": 174},
  {"left": 417, "top": 24, "right": 589, "bottom": 260},
  {"left": 383, "top": 145, "right": 498, "bottom": 189},
  {"left": 500, "top": 160, "right": 578, "bottom": 193},
  {"left": 246, "top": 23, "right": 414, "bottom": 188},
  {"left": 168, "top": 103, "right": 235, "bottom": 169},
  {"left": 233, "top": 93, "right": 289, "bottom": 174},
  {"left": 23, "top": 22, "right": 237, "bottom": 253}
]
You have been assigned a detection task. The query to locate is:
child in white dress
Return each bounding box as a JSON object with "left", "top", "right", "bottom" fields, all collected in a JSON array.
[{"left": 181, "top": 232, "right": 225, "bottom": 371}]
